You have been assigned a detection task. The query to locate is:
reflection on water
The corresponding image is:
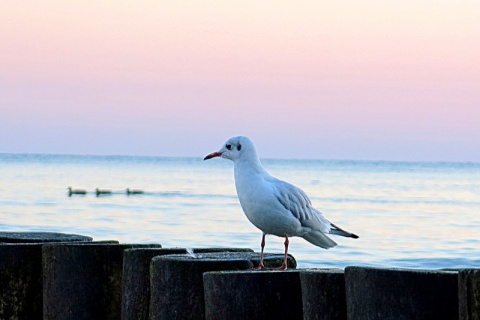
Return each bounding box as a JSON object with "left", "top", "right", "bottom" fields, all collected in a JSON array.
[{"left": 0, "top": 154, "right": 479, "bottom": 269}]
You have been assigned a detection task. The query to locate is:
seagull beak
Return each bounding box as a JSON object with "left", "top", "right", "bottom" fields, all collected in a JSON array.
[{"left": 203, "top": 151, "right": 222, "bottom": 160}]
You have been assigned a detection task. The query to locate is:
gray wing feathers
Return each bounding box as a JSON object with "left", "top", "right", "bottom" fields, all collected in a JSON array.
[
  {"left": 269, "top": 177, "right": 357, "bottom": 248},
  {"left": 302, "top": 230, "right": 338, "bottom": 249},
  {"left": 272, "top": 178, "right": 331, "bottom": 232},
  {"left": 273, "top": 180, "right": 312, "bottom": 221}
]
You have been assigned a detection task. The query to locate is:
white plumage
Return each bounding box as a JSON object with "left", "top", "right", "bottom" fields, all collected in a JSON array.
[{"left": 204, "top": 136, "right": 358, "bottom": 269}]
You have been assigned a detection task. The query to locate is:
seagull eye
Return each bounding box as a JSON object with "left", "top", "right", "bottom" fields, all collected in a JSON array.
[
  {"left": 237, "top": 144, "right": 242, "bottom": 151},
  {"left": 226, "top": 144, "right": 232, "bottom": 150}
]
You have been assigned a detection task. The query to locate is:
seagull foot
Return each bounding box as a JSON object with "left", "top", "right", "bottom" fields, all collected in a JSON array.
[
  {"left": 275, "top": 263, "right": 288, "bottom": 270},
  {"left": 251, "top": 263, "right": 268, "bottom": 270},
  {"left": 251, "top": 263, "right": 288, "bottom": 271}
]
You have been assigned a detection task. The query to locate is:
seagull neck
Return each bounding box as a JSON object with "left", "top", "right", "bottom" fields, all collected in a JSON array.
[{"left": 234, "top": 156, "right": 267, "bottom": 175}]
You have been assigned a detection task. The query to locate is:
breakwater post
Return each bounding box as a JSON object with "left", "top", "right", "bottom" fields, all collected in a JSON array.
[
  {"left": 121, "top": 247, "right": 253, "bottom": 320},
  {"left": 459, "top": 269, "right": 480, "bottom": 320},
  {"left": 0, "top": 232, "right": 93, "bottom": 320},
  {"left": 300, "top": 268, "right": 347, "bottom": 320},
  {"left": 42, "top": 242, "right": 162, "bottom": 320},
  {"left": 203, "top": 269, "right": 303, "bottom": 320},
  {"left": 345, "top": 266, "right": 459, "bottom": 320},
  {"left": 148, "top": 252, "right": 296, "bottom": 320}
]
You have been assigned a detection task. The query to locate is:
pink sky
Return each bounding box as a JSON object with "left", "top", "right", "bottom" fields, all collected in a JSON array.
[{"left": 1, "top": 1, "right": 479, "bottom": 161}]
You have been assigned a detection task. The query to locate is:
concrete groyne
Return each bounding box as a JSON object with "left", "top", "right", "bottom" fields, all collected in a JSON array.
[{"left": 1, "top": 232, "right": 479, "bottom": 320}]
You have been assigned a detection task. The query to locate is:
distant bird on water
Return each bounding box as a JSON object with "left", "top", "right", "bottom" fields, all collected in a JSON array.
[
  {"left": 204, "top": 136, "right": 359, "bottom": 270},
  {"left": 95, "top": 188, "right": 112, "bottom": 196},
  {"left": 126, "top": 188, "right": 144, "bottom": 195},
  {"left": 67, "top": 187, "right": 87, "bottom": 196}
]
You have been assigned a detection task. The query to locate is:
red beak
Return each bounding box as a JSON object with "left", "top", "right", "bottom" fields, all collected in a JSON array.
[{"left": 203, "top": 151, "right": 222, "bottom": 160}]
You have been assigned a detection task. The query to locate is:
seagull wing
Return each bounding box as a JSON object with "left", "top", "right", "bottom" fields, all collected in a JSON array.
[{"left": 268, "top": 176, "right": 332, "bottom": 234}]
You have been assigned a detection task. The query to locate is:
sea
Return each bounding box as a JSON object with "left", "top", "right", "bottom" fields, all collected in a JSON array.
[{"left": 1, "top": 153, "right": 479, "bottom": 269}]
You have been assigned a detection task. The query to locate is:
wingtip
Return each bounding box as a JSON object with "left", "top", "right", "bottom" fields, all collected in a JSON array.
[{"left": 329, "top": 223, "right": 359, "bottom": 239}]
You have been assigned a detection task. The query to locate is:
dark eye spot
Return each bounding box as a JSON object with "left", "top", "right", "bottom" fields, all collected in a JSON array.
[
  {"left": 226, "top": 144, "right": 232, "bottom": 150},
  {"left": 237, "top": 144, "right": 242, "bottom": 151}
]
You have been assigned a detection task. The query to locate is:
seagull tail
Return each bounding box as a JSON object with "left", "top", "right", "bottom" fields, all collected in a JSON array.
[
  {"left": 302, "top": 231, "right": 338, "bottom": 249},
  {"left": 329, "top": 223, "right": 359, "bottom": 239}
]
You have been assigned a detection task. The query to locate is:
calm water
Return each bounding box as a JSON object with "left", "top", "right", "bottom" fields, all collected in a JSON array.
[{"left": 1, "top": 153, "right": 479, "bottom": 269}]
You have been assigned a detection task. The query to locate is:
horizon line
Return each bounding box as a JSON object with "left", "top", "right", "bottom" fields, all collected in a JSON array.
[{"left": 1, "top": 152, "right": 479, "bottom": 166}]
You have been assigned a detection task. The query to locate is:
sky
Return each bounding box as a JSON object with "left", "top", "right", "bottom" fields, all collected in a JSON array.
[{"left": 1, "top": 1, "right": 479, "bottom": 161}]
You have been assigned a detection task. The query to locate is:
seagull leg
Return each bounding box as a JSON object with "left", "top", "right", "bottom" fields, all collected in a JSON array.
[
  {"left": 277, "top": 235, "right": 289, "bottom": 270},
  {"left": 254, "top": 233, "right": 267, "bottom": 270}
]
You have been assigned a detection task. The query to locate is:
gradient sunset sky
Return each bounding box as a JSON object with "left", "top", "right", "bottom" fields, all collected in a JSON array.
[{"left": 1, "top": 1, "right": 479, "bottom": 161}]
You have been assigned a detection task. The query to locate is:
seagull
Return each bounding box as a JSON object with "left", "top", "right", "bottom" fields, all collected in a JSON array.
[{"left": 204, "top": 136, "right": 358, "bottom": 270}]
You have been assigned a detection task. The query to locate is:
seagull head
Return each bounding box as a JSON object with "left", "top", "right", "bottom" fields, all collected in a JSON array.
[{"left": 204, "top": 136, "right": 257, "bottom": 162}]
